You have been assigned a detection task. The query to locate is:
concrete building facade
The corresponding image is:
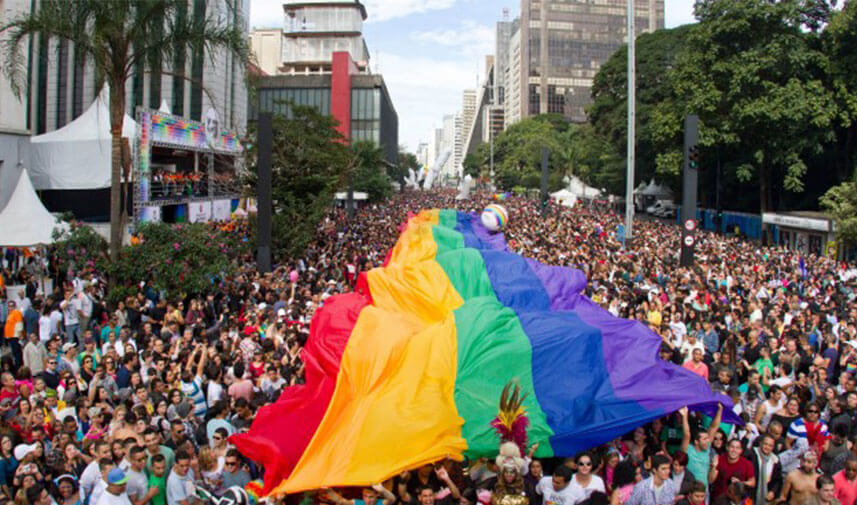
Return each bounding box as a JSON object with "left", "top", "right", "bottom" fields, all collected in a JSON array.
[
  {"left": 281, "top": 0, "right": 370, "bottom": 73},
  {"left": 249, "top": 28, "right": 285, "bottom": 76}
]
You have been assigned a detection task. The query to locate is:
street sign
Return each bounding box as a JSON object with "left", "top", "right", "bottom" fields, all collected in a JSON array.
[
  {"left": 684, "top": 235, "right": 695, "bottom": 247},
  {"left": 684, "top": 219, "right": 696, "bottom": 232}
]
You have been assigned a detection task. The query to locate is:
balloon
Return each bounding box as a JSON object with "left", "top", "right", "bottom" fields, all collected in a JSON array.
[
  {"left": 480, "top": 204, "right": 509, "bottom": 232},
  {"left": 289, "top": 270, "right": 299, "bottom": 283}
]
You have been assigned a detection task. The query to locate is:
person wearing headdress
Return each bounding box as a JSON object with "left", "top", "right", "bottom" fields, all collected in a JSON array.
[{"left": 490, "top": 382, "right": 536, "bottom": 505}]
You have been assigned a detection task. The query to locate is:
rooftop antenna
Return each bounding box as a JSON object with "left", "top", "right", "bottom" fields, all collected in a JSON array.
[{"left": 503, "top": 7, "right": 509, "bottom": 21}]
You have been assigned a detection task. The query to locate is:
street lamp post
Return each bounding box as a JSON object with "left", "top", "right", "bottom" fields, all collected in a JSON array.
[{"left": 625, "top": 0, "right": 636, "bottom": 245}]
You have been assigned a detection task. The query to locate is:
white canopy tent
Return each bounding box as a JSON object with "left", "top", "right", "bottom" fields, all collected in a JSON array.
[
  {"left": 29, "top": 85, "right": 138, "bottom": 190},
  {"left": 551, "top": 189, "right": 578, "bottom": 208},
  {"left": 640, "top": 179, "right": 674, "bottom": 199},
  {"left": 0, "top": 169, "right": 68, "bottom": 246},
  {"left": 566, "top": 176, "right": 602, "bottom": 199}
]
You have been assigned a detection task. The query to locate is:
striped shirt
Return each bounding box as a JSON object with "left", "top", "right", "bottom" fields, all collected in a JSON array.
[{"left": 788, "top": 417, "right": 828, "bottom": 441}]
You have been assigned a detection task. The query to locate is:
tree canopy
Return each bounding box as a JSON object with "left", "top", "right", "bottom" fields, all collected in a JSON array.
[{"left": 245, "top": 103, "right": 351, "bottom": 258}]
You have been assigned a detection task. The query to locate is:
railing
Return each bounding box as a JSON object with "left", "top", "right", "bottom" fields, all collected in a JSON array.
[{"left": 148, "top": 174, "right": 241, "bottom": 201}]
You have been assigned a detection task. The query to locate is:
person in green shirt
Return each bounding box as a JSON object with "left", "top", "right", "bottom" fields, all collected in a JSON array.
[
  {"left": 660, "top": 414, "right": 685, "bottom": 455},
  {"left": 680, "top": 404, "right": 723, "bottom": 494},
  {"left": 753, "top": 347, "right": 775, "bottom": 378},
  {"left": 148, "top": 454, "right": 168, "bottom": 505}
]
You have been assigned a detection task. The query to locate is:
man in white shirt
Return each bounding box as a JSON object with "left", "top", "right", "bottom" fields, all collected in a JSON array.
[
  {"left": 96, "top": 467, "right": 132, "bottom": 505},
  {"left": 60, "top": 290, "right": 81, "bottom": 344},
  {"left": 81, "top": 441, "right": 112, "bottom": 497},
  {"left": 680, "top": 334, "right": 705, "bottom": 364},
  {"left": 38, "top": 308, "right": 53, "bottom": 343},
  {"left": 91, "top": 458, "right": 117, "bottom": 505},
  {"left": 536, "top": 466, "right": 584, "bottom": 505}
]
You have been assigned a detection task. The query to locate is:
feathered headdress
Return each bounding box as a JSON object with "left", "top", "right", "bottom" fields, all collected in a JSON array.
[{"left": 490, "top": 380, "right": 530, "bottom": 457}]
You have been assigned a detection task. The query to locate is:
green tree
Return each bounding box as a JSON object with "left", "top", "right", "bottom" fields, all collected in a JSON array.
[
  {"left": 245, "top": 103, "right": 351, "bottom": 258},
  {"left": 820, "top": 180, "right": 857, "bottom": 247},
  {"left": 352, "top": 140, "right": 392, "bottom": 202},
  {"left": 1, "top": 0, "right": 248, "bottom": 262},
  {"left": 822, "top": 0, "right": 857, "bottom": 182},
  {"left": 658, "top": 0, "right": 836, "bottom": 213},
  {"left": 462, "top": 151, "right": 482, "bottom": 178},
  {"left": 102, "top": 222, "right": 250, "bottom": 303},
  {"left": 589, "top": 25, "right": 694, "bottom": 187}
]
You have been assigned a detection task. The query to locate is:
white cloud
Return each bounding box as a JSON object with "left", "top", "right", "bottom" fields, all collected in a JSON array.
[
  {"left": 411, "top": 20, "right": 494, "bottom": 57},
  {"left": 363, "top": 0, "right": 458, "bottom": 22},
  {"left": 249, "top": 0, "right": 284, "bottom": 29},
  {"left": 379, "top": 52, "right": 476, "bottom": 150},
  {"left": 664, "top": 0, "right": 696, "bottom": 28},
  {"left": 248, "top": 0, "right": 460, "bottom": 28}
]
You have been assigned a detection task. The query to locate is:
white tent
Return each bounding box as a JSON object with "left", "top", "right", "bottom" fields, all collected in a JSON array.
[
  {"left": 640, "top": 179, "right": 674, "bottom": 199},
  {"left": 0, "top": 169, "right": 69, "bottom": 246},
  {"left": 551, "top": 188, "right": 578, "bottom": 208},
  {"left": 29, "top": 85, "right": 138, "bottom": 190},
  {"left": 567, "top": 176, "right": 602, "bottom": 199}
]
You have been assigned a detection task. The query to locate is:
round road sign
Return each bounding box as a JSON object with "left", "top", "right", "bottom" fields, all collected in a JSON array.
[
  {"left": 684, "top": 219, "right": 696, "bottom": 232},
  {"left": 684, "top": 235, "right": 695, "bottom": 247}
]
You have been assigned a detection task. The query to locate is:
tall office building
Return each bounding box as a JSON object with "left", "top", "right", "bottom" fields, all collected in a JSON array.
[
  {"left": 461, "top": 89, "right": 477, "bottom": 143},
  {"left": 504, "top": 26, "right": 523, "bottom": 128},
  {"left": 281, "top": 0, "right": 370, "bottom": 73},
  {"left": 505, "top": 0, "right": 663, "bottom": 125},
  {"left": 440, "top": 114, "right": 456, "bottom": 178},
  {"left": 494, "top": 10, "right": 513, "bottom": 107}
]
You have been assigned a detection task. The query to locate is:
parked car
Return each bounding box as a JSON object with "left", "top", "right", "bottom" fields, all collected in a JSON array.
[
  {"left": 646, "top": 199, "right": 672, "bottom": 215},
  {"left": 654, "top": 201, "right": 678, "bottom": 218}
]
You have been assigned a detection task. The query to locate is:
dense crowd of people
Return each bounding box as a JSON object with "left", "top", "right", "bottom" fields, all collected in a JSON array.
[{"left": 1, "top": 189, "right": 856, "bottom": 505}]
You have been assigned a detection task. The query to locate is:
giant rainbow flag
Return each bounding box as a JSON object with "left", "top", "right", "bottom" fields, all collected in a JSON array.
[{"left": 231, "top": 209, "right": 738, "bottom": 495}]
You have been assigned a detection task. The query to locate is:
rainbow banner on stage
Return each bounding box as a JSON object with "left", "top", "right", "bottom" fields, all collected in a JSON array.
[{"left": 230, "top": 209, "right": 738, "bottom": 496}]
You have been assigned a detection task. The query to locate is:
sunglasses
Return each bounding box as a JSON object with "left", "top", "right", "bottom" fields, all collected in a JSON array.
[
  {"left": 578, "top": 461, "right": 592, "bottom": 467},
  {"left": 225, "top": 461, "right": 238, "bottom": 466},
  {"left": 807, "top": 410, "right": 820, "bottom": 414}
]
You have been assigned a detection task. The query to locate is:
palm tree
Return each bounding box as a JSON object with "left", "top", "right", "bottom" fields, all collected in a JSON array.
[{"left": 1, "top": 0, "right": 248, "bottom": 262}]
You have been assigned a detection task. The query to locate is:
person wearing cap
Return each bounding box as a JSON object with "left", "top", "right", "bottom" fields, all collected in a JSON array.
[
  {"left": 11, "top": 443, "right": 43, "bottom": 490},
  {"left": 58, "top": 343, "right": 80, "bottom": 376},
  {"left": 96, "top": 467, "right": 132, "bottom": 505}
]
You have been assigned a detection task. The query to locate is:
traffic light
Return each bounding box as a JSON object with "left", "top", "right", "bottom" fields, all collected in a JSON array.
[{"left": 688, "top": 145, "right": 700, "bottom": 170}]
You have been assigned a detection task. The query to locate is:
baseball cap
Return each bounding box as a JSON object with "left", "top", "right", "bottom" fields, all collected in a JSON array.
[
  {"left": 14, "top": 443, "right": 37, "bottom": 461},
  {"left": 62, "top": 342, "right": 76, "bottom": 352},
  {"left": 107, "top": 468, "right": 128, "bottom": 485},
  {"left": 277, "top": 308, "right": 286, "bottom": 318}
]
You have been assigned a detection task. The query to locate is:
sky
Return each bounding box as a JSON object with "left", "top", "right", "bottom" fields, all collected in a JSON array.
[{"left": 249, "top": 0, "right": 697, "bottom": 152}]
